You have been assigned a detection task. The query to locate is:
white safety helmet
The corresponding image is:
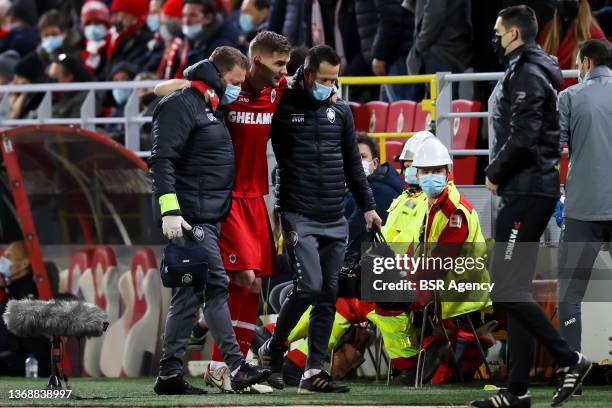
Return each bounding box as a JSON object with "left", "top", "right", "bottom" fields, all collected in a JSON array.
[
  {"left": 399, "top": 131, "right": 435, "bottom": 161},
  {"left": 412, "top": 137, "right": 452, "bottom": 168}
]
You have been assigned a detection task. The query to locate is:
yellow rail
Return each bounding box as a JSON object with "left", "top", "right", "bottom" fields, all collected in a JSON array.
[
  {"left": 368, "top": 133, "right": 415, "bottom": 163},
  {"left": 338, "top": 74, "right": 436, "bottom": 85}
]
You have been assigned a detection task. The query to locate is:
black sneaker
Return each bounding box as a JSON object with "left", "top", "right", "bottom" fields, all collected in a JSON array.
[
  {"left": 470, "top": 390, "right": 531, "bottom": 408},
  {"left": 153, "top": 374, "right": 207, "bottom": 395},
  {"left": 297, "top": 370, "right": 350, "bottom": 394},
  {"left": 551, "top": 353, "right": 591, "bottom": 407},
  {"left": 230, "top": 361, "right": 270, "bottom": 392},
  {"left": 258, "top": 338, "right": 287, "bottom": 389}
]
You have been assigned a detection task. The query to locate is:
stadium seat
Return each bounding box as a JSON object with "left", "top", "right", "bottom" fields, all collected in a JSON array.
[
  {"left": 386, "top": 100, "right": 416, "bottom": 133},
  {"left": 348, "top": 101, "right": 361, "bottom": 118},
  {"left": 450, "top": 100, "right": 481, "bottom": 185},
  {"left": 65, "top": 249, "right": 95, "bottom": 298},
  {"left": 414, "top": 102, "right": 433, "bottom": 131},
  {"left": 81, "top": 247, "right": 121, "bottom": 377},
  {"left": 122, "top": 248, "right": 163, "bottom": 377},
  {"left": 353, "top": 101, "right": 390, "bottom": 132},
  {"left": 385, "top": 140, "right": 407, "bottom": 170}
]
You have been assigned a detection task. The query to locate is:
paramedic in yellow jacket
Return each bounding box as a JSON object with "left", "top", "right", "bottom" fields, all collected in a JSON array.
[{"left": 411, "top": 137, "right": 491, "bottom": 319}]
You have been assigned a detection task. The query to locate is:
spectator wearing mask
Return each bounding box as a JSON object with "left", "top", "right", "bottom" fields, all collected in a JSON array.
[
  {"left": 539, "top": 0, "right": 605, "bottom": 89},
  {"left": 344, "top": 133, "right": 403, "bottom": 265},
  {"left": 0, "top": 49, "right": 20, "bottom": 84},
  {"left": 10, "top": 52, "right": 47, "bottom": 119},
  {"left": 355, "top": 0, "right": 414, "bottom": 101},
  {"left": 180, "top": 0, "right": 239, "bottom": 66},
  {"left": 237, "top": 0, "right": 270, "bottom": 53},
  {"left": 103, "top": 61, "right": 138, "bottom": 136},
  {"left": 0, "top": 241, "right": 51, "bottom": 376},
  {"left": 143, "top": 0, "right": 186, "bottom": 79},
  {"left": 144, "top": 0, "right": 165, "bottom": 68},
  {"left": 404, "top": 0, "right": 472, "bottom": 101},
  {"left": 147, "top": 0, "right": 163, "bottom": 34},
  {"left": 33, "top": 10, "right": 77, "bottom": 69},
  {"left": 0, "top": 0, "right": 39, "bottom": 56},
  {"left": 47, "top": 53, "right": 94, "bottom": 118},
  {"left": 81, "top": 0, "right": 112, "bottom": 80},
  {"left": 106, "top": 0, "right": 152, "bottom": 77},
  {"left": 557, "top": 39, "right": 612, "bottom": 354}
]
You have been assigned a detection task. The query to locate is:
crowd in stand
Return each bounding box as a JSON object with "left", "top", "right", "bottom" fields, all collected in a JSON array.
[{"left": 0, "top": 0, "right": 609, "bottom": 121}]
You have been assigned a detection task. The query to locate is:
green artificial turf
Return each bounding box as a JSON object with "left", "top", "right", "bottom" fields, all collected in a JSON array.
[{"left": 0, "top": 378, "right": 611, "bottom": 407}]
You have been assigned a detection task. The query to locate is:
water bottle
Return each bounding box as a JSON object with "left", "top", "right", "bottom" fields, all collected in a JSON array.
[{"left": 25, "top": 354, "right": 38, "bottom": 378}]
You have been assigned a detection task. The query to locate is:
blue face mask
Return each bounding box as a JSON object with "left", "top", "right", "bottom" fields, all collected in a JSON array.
[
  {"left": 404, "top": 167, "right": 418, "bottom": 185},
  {"left": 147, "top": 15, "right": 161, "bottom": 32},
  {"left": 84, "top": 24, "right": 108, "bottom": 41},
  {"left": 0, "top": 256, "right": 12, "bottom": 278},
  {"left": 419, "top": 173, "right": 447, "bottom": 197},
  {"left": 578, "top": 71, "right": 587, "bottom": 84},
  {"left": 182, "top": 23, "right": 203, "bottom": 40},
  {"left": 221, "top": 83, "right": 241, "bottom": 105},
  {"left": 41, "top": 35, "right": 64, "bottom": 54},
  {"left": 112, "top": 88, "right": 130, "bottom": 105},
  {"left": 312, "top": 81, "right": 333, "bottom": 101},
  {"left": 239, "top": 14, "right": 255, "bottom": 32}
]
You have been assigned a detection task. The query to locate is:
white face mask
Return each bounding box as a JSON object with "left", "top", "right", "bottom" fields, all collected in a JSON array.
[
  {"left": 0, "top": 256, "right": 12, "bottom": 278},
  {"left": 362, "top": 160, "right": 372, "bottom": 177}
]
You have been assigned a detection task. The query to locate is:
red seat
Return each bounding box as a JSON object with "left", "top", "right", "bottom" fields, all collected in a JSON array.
[
  {"left": 450, "top": 100, "right": 481, "bottom": 185},
  {"left": 385, "top": 140, "right": 406, "bottom": 169},
  {"left": 348, "top": 101, "right": 361, "bottom": 118},
  {"left": 90, "top": 246, "right": 118, "bottom": 309},
  {"left": 67, "top": 249, "right": 95, "bottom": 297},
  {"left": 414, "top": 102, "right": 433, "bottom": 131},
  {"left": 360, "top": 101, "right": 389, "bottom": 132},
  {"left": 386, "top": 100, "right": 417, "bottom": 133},
  {"left": 128, "top": 248, "right": 158, "bottom": 327}
]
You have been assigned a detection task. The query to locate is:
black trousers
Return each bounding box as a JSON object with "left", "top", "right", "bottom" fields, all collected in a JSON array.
[
  {"left": 558, "top": 218, "right": 612, "bottom": 351},
  {"left": 491, "top": 196, "right": 577, "bottom": 392}
]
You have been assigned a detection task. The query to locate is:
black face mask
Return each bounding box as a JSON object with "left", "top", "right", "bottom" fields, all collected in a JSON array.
[
  {"left": 491, "top": 34, "right": 507, "bottom": 63},
  {"left": 114, "top": 21, "right": 125, "bottom": 32},
  {"left": 559, "top": 0, "right": 579, "bottom": 21}
]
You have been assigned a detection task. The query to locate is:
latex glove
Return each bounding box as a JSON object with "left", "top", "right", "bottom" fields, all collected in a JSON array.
[
  {"left": 364, "top": 210, "right": 383, "bottom": 232},
  {"left": 162, "top": 215, "right": 192, "bottom": 240}
]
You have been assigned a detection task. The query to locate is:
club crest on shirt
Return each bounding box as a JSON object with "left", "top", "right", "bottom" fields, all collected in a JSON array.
[
  {"left": 207, "top": 113, "right": 216, "bottom": 122},
  {"left": 229, "top": 253, "right": 237, "bottom": 264},
  {"left": 326, "top": 107, "right": 335, "bottom": 123},
  {"left": 271, "top": 89, "right": 276, "bottom": 103}
]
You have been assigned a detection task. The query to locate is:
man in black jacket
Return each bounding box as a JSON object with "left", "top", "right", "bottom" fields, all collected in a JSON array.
[
  {"left": 258, "top": 45, "right": 381, "bottom": 393},
  {"left": 471, "top": 6, "right": 591, "bottom": 408},
  {"left": 150, "top": 46, "right": 269, "bottom": 395}
]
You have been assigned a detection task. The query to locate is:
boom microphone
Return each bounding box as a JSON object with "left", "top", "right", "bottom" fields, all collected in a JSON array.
[{"left": 3, "top": 299, "right": 108, "bottom": 338}]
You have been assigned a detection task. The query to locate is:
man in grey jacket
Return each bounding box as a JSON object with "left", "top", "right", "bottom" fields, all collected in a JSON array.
[{"left": 557, "top": 39, "right": 612, "bottom": 353}]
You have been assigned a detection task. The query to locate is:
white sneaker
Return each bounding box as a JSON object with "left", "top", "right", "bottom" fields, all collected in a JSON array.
[
  {"left": 204, "top": 362, "right": 233, "bottom": 393},
  {"left": 239, "top": 382, "right": 274, "bottom": 394}
]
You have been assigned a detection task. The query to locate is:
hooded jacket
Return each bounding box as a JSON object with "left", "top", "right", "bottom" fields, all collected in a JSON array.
[
  {"left": 486, "top": 42, "right": 563, "bottom": 198},
  {"left": 149, "top": 60, "right": 234, "bottom": 224}
]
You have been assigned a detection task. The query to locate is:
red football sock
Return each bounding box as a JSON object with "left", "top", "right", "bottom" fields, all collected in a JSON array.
[
  {"left": 234, "top": 290, "right": 260, "bottom": 357},
  {"left": 210, "top": 281, "right": 248, "bottom": 362}
]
